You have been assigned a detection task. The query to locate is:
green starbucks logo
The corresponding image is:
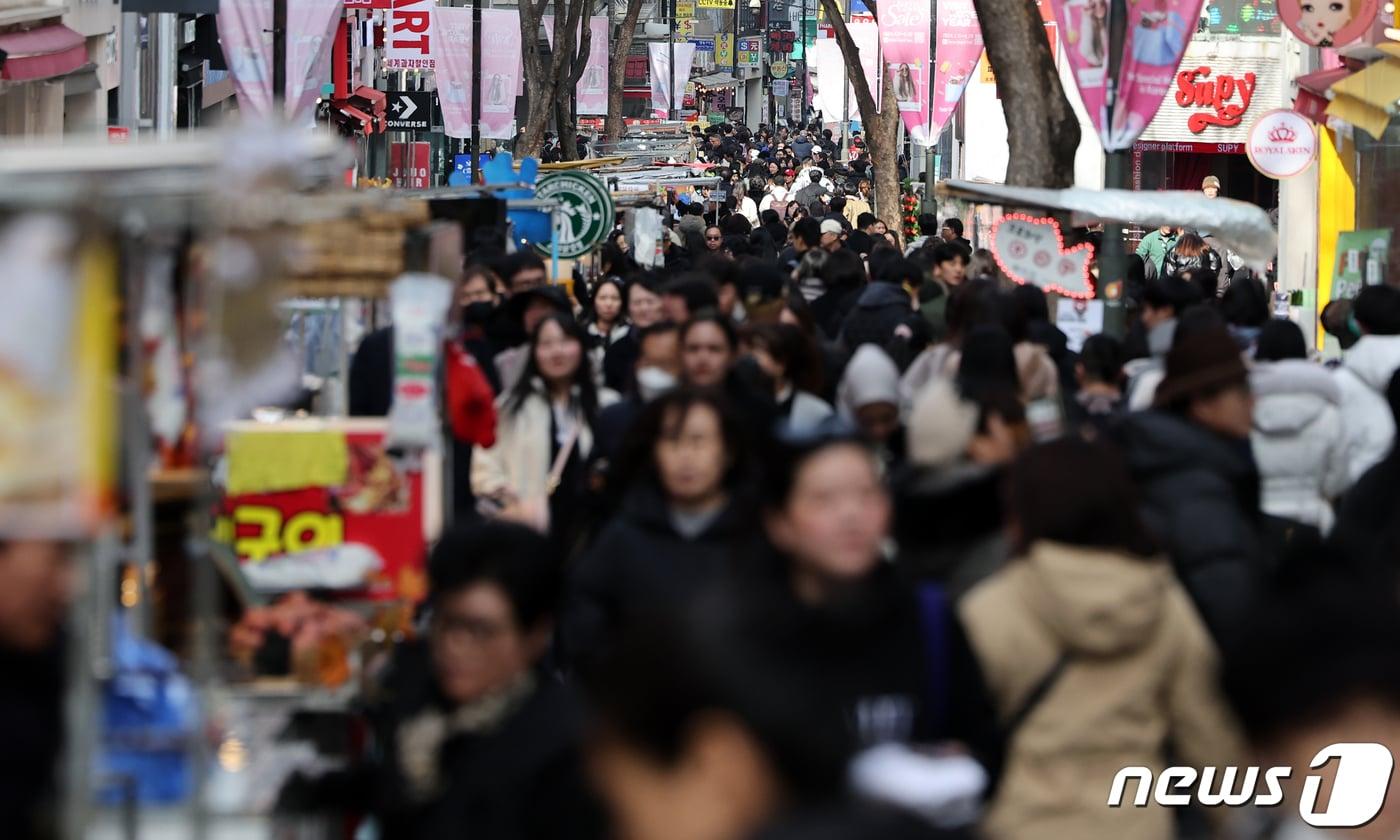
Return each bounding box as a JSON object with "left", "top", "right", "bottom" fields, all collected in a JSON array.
[{"left": 533, "top": 171, "right": 615, "bottom": 259}]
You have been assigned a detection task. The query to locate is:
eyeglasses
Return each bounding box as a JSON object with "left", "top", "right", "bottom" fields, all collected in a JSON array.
[{"left": 705, "top": 235, "right": 723, "bottom": 241}]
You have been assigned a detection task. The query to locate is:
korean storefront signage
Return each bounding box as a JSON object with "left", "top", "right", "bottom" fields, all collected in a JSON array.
[{"left": 1176, "top": 66, "right": 1256, "bottom": 132}]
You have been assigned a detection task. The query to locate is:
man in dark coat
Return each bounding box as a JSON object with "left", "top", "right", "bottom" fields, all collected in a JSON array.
[
  {"left": 1117, "top": 326, "right": 1266, "bottom": 644},
  {"left": 0, "top": 541, "right": 73, "bottom": 840},
  {"left": 280, "top": 523, "right": 605, "bottom": 840}
]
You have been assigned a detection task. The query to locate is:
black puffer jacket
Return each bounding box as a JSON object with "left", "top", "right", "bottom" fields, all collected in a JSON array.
[
  {"left": 892, "top": 464, "right": 1009, "bottom": 600},
  {"left": 564, "top": 482, "right": 755, "bottom": 663},
  {"left": 1116, "top": 410, "right": 1266, "bottom": 644},
  {"left": 840, "top": 283, "right": 914, "bottom": 351}
]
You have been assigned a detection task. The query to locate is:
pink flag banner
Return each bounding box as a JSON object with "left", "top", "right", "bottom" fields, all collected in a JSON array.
[
  {"left": 930, "top": 0, "right": 983, "bottom": 139},
  {"left": 542, "top": 16, "right": 610, "bottom": 115},
  {"left": 649, "top": 42, "right": 696, "bottom": 118},
  {"left": 433, "top": 8, "right": 521, "bottom": 139},
  {"left": 1051, "top": 0, "right": 1202, "bottom": 151},
  {"left": 217, "top": 0, "right": 342, "bottom": 122},
  {"left": 877, "top": 0, "right": 932, "bottom": 144},
  {"left": 431, "top": 6, "right": 473, "bottom": 138},
  {"left": 479, "top": 9, "right": 522, "bottom": 138}
]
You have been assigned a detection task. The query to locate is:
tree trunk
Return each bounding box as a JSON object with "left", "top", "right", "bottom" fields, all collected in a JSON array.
[
  {"left": 972, "top": 0, "right": 1080, "bottom": 186},
  {"left": 605, "top": 0, "right": 645, "bottom": 144},
  {"left": 519, "top": 0, "right": 552, "bottom": 156},
  {"left": 520, "top": 0, "right": 590, "bottom": 158},
  {"left": 867, "top": 81, "right": 902, "bottom": 229},
  {"left": 556, "top": 2, "right": 593, "bottom": 161},
  {"left": 818, "top": 0, "right": 901, "bottom": 224}
]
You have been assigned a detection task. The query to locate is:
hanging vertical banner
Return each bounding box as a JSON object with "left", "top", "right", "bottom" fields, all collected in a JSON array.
[
  {"left": 811, "top": 27, "right": 880, "bottom": 121},
  {"left": 1050, "top": 0, "right": 1201, "bottom": 150},
  {"left": 431, "top": 5, "right": 472, "bottom": 137},
  {"left": 812, "top": 38, "right": 848, "bottom": 120},
  {"left": 218, "top": 0, "right": 343, "bottom": 121},
  {"left": 649, "top": 42, "right": 697, "bottom": 117},
  {"left": 930, "top": 0, "right": 983, "bottom": 138},
  {"left": 479, "top": 9, "right": 521, "bottom": 138},
  {"left": 435, "top": 8, "right": 520, "bottom": 138},
  {"left": 877, "top": 0, "right": 931, "bottom": 144},
  {"left": 542, "top": 16, "right": 610, "bottom": 115},
  {"left": 385, "top": 0, "right": 435, "bottom": 69}
]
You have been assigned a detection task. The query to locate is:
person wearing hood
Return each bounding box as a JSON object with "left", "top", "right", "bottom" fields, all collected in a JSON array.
[
  {"left": 1250, "top": 320, "right": 1348, "bottom": 535},
  {"left": 473, "top": 314, "right": 618, "bottom": 543},
  {"left": 565, "top": 389, "right": 756, "bottom": 664},
  {"left": 1124, "top": 275, "right": 1204, "bottom": 410},
  {"left": 811, "top": 249, "right": 867, "bottom": 342},
  {"left": 838, "top": 345, "right": 906, "bottom": 469},
  {"left": 1335, "top": 284, "right": 1400, "bottom": 483},
  {"left": 493, "top": 285, "right": 575, "bottom": 391},
  {"left": 839, "top": 260, "right": 917, "bottom": 351},
  {"left": 1117, "top": 325, "right": 1266, "bottom": 645},
  {"left": 959, "top": 438, "right": 1245, "bottom": 840}
]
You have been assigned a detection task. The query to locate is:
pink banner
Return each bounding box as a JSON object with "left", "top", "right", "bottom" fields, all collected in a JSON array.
[
  {"left": 1051, "top": 0, "right": 1202, "bottom": 151},
  {"left": 931, "top": 0, "right": 983, "bottom": 139},
  {"left": 543, "top": 16, "right": 609, "bottom": 116},
  {"left": 432, "top": 8, "right": 520, "bottom": 139},
  {"left": 649, "top": 42, "right": 696, "bottom": 118},
  {"left": 479, "top": 9, "right": 522, "bottom": 139},
  {"left": 386, "top": 0, "right": 434, "bottom": 70},
  {"left": 877, "top": 0, "right": 932, "bottom": 144},
  {"left": 431, "top": 6, "right": 472, "bottom": 138},
  {"left": 217, "top": 0, "right": 343, "bottom": 122}
]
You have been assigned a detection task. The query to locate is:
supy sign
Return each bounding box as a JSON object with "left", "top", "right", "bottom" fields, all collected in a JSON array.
[
  {"left": 387, "top": 0, "right": 434, "bottom": 70},
  {"left": 1176, "top": 66, "right": 1256, "bottom": 133}
]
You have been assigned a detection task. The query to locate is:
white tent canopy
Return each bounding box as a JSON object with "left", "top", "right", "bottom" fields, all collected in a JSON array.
[{"left": 936, "top": 180, "right": 1278, "bottom": 267}]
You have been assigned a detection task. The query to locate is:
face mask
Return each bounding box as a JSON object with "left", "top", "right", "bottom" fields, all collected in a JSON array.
[
  {"left": 462, "top": 301, "right": 496, "bottom": 327},
  {"left": 636, "top": 366, "right": 678, "bottom": 402}
]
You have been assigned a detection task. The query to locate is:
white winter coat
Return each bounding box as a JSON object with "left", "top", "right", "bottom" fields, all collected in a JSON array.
[
  {"left": 1250, "top": 360, "right": 1348, "bottom": 533},
  {"left": 1335, "top": 335, "right": 1400, "bottom": 483},
  {"left": 471, "top": 382, "right": 618, "bottom": 502}
]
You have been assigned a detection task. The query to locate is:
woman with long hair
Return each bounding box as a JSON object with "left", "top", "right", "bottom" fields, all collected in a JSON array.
[
  {"left": 1162, "top": 231, "right": 1222, "bottom": 282},
  {"left": 583, "top": 278, "right": 630, "bottom": 388},
  {"left": 472, "top": 313, "right": 616, "bottom": 541},
  {"left": 565, "top": 388, "right": 756, "bottom": 662}
]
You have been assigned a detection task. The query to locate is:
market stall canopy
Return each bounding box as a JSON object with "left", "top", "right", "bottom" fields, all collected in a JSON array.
[
  {"left": 692, "top": 72, "right": 741, "bottom": 90},
  {"left": 936, "top": 180, "right": 1278, "bottom": 266},
  {"left": 1326, "top": 44, "right": 1400, "bottom": 140},
  {"left": 0, "top": 24, "right": 87, "bottom": 82}
]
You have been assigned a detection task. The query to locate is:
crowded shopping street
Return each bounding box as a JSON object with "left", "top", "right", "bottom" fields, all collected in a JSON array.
[{"left": 0, "top": 0, "right": 1398, "bottom": 837}]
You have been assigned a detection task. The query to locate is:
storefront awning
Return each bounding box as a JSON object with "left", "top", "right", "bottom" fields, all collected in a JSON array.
[
  {"left": 691, "top": 73, "right": 741, "bottom": 90},
  {"left": 1295, "top": 66, "right": 1353, "bottom": 97},
  {"left": 0, "top": 25, "right": 88, "bottom": 83},
  {"left": 935, "top": 180, "right": 1277, "bottom": 267},
  {"left": 1326, "top": 45, "right": 1400, "bottom": 140}
]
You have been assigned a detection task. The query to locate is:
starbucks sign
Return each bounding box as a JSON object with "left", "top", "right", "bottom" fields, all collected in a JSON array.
[{"left": 533, "top": 171, "right": 615, "bottom": 259}]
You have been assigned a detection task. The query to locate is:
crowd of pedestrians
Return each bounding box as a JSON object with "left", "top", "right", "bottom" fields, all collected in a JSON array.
[{"left": 0, "top": 123, "right": 1391, "bottom": 840}]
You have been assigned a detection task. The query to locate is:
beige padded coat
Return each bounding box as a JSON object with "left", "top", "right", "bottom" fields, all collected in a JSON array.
[{"left": 959, "top": 541, "right": 1246, "bottom": 840}]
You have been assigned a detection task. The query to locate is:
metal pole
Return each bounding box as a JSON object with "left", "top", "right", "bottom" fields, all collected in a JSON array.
[
  {"left": 1099, "top": 0, "right": 1128, "bottom": 337},
  {"left": 669, "top": 0, "right": 677, "bottom": 120},
  {"left": 839, "top": 0, "right": 849, "bottom": 158},
  {"left": 471, "top": 0, "right": 481, "bottom": 178},
  {"left": 154, "top": 14, "right": 176, "bottom": 136},
  {"left": 924, "top": 0, "right": 936, "bottom": 208},
  {"left": 732, "top": 0, "right": 739, "bottom": 79},
  {"left": 118, "top": 13, "right": 141, "bottom": 132},
  {"left": 272, "top": 0, "right": 287, "bottom": 107}
]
